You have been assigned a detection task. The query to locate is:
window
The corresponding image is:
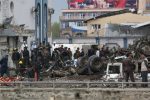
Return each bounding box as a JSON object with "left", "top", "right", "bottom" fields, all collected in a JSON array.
[
  {"left": 10, "top": 1, "right": 14, "bottom": 13},
  {"left": 65, "top": 22, "right": 69, "bottom": 28},
  {"left": 68, "top": 13, "right": 71, "bottom": 19},
  {"left": 91, "top": 24, "right": 101, "bottom": 30},
  {"left": 80, "top": 13, "right": 85, "bottom": 19},
  {"left": 77, "top": 21, "right": 86, "bottom": 26},
  {"left": 23, "top": 37, "right": 27, "bottom": 42},
  {"left": 77, "top": 22, "right": 82, "bottom": 26},
  {"left": 92, "top": 24, "right": 96, "bottom": 29},
  {"left": 93, "top": 13, "right": 96, "bottom": 17},
  {"left": 108, "top": 65, "right": 120, "bottom": 74},
  {"left": 98, "top": 25, "right": 101, "bottom": 29},
  {"left": 146, "top": 0, "right": 150, "bottom": 10}
]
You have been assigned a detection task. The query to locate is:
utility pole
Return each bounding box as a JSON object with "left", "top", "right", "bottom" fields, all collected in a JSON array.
[{"left": 48, "top": 8, "right": 54, "bottom": 42}]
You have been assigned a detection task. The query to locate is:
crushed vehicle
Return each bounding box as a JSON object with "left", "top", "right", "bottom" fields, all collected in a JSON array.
[{"left": 102, "top": 62, "right": 123, "bottom": 82}]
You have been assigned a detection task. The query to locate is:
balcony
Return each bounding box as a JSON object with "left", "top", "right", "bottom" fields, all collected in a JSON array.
[{"left": 60, "top": 16, "right": 91, "bottom": 21}]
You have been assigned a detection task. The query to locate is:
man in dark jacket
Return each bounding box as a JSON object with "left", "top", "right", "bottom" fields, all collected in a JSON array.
[
  {"left": 74, "top": 48, "right": 80, "bottom": 59},
  {"left": 88, "top": 47, "right": 95, "bottom": 57},
  {"left": 80, "top": 48, "right": 85, "bottom": 57},
  {"left": 12, "top": 48, "right": 20, "bottom": 74},
  {"left": 23, "top": 47, "right": 30, "bottom": 67},
  {"left": 0, "top": 55, "right": 8, "bottom": 76},
  {"left": 123, "top": 53, "right": 135, "bottom": 87}
]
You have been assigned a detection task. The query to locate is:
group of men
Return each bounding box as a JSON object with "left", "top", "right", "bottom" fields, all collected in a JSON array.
[
  {"left": 0, "top": 41, "right": 51, "bottom": 78},
  {"left": 0, "top": 46, "right": 30, "bottom": 77},
  {"left": 11, "top": 47, "right": 30, "bottom": 76},
  {"left": 123, "top": 52, "right": 149, "bottom": 87}
]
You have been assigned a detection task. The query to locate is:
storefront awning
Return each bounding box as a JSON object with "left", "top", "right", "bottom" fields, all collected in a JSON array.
[{"left": 71, "top": 28, "right": 86, "bottom": 33}]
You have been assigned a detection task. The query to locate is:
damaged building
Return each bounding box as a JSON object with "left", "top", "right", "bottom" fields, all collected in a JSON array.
[{"left": 0, "top": 0, "right": 36, "bottom": 68}]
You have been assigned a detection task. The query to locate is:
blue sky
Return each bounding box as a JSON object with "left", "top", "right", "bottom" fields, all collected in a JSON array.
[{"left": 51, "top": 0, "right": 67, "bottom": 23}]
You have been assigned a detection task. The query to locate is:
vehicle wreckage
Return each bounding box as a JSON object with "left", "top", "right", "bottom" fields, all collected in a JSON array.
[
  {"left": 41, "top": 37, "right": 150, "bottom": 81},
  {"left": 1, "top": 37, "right": 149, "bottom": 82}
]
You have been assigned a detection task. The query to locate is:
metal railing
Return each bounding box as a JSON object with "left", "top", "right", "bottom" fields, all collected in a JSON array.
[{"left": 0, "top": 81, "right": 150, "bottom": 89}]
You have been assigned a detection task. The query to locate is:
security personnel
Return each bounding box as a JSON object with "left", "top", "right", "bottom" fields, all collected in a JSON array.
[
  {"left": 12, "top": 48, "right": 20, "bottom": 72},
  {"left": 22, "top": 47, "right": 30, "bottom": 67}
]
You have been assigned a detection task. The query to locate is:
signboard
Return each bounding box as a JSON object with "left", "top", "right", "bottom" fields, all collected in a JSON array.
[{"left": 67, "top": 0, "right": 137, "bottom": 9}]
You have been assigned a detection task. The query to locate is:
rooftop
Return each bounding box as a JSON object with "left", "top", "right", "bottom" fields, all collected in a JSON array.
[
  {"left": 61, "top": 8, "right": 124, "bottom": 13},
  {"left": 84, "top": 9, "right": 133, "bottom": 23}
]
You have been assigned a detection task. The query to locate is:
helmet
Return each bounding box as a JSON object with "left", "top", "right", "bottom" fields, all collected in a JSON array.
[
  {"left": 19, "top": 60, "right": 23, "bottom": 64},
  {"left": 13, "top": 48, "right": 17, "bottom": 51}
]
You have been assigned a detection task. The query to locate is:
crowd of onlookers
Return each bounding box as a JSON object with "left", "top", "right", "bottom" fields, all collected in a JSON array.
[
  {"left": 0, "top": 44, "right": 149, "bottom": 87},
  {"left": 0, "top": 44, "right": 121, "bottom": 77}
]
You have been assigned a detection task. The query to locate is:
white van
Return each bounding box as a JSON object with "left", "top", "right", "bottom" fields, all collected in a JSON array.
[{"left": 103, "top": 63, "right": 123, "bottom": 82}]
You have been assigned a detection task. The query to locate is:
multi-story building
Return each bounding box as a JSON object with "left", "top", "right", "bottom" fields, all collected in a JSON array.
[
  {"left": 60, "top": 8, "right": 123, "bottom": 37},
  {"left": 60, "top": 0, "right": 137, "bottom": 38},
  {"left": 83, "top": 0, "right": 150, "bottom": 48}
]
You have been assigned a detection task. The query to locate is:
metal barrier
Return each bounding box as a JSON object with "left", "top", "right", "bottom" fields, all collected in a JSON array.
[{"left": 0, "top": 81, "right": 150, "bottom": 89}]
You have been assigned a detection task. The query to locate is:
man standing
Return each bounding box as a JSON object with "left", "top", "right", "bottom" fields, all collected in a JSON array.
[
  {"left": 74, "top": 48, "right": 80, "bottom": 59},
  {"left": 23, "top": 47, "right": 30, "bottom": 67},
  {"left": 0, "top": 55, "right": 9, "bottom": 76},
  {"left": 141, "top": 53, "right": 149, "bottom": 87},
  {"left": 67, "top": 48, "right": 72, "bottom": 60},
  {"left": 12, "top": 48, "right": 20, "bottom": 74},
  {"left": 80, "top": 48, "right": 85, "bottom": 57},
  {"left": 123, "top": 53, "right": 135, "bottom": 87}
]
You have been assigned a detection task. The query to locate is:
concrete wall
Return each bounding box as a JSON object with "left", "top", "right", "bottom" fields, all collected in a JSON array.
[
  {"left": 1, "top": 88, "right": 150, "bottom": 100},
  {"left": 10, "top": 0, "right": 35, "bottom": 30},
  {"left": 0, "top": 0, "right": 52, "bottom": 30},
  {"left": 52, "top": 37, "right": 139, "bottom": 48}
]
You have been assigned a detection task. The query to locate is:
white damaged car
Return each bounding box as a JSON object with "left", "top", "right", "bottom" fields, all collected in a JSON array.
[{"left": 102, "top": 62, "right": 124, "bottom": 82}]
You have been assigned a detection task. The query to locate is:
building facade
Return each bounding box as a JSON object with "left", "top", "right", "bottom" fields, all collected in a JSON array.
[
  {"left": 0, "top": 0, "right": 52, "bottom": 48},
  {"left": 86, "top": 11, "right": 150, "bottom": 36},
  {"left": 85, "top": 10, "right": 150, "bottom": 48},
  {"left": 0, "top": 0, "right": 36, "bottom": 51},
  {"left": 0, "top": 0, "right": 52, "bottom": 59},
  {"left": 0, "top": 0, "right": 36, "bottom": 30},
  {"left": 60, "top": 0, "right": 137, "bottom": 38},
  {"left": 57, "top": 0, "right": 150, "bottom": 48},
  {"left": 60, "top": 8, "right": 123, "bottom": 37},
  {"left": 0, "top": 0, "right": 52, "bottom": 67}
]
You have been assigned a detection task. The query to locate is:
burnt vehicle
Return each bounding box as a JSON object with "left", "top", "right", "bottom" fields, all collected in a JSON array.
[{"left": 102, "top": 62, "right": 123, "bottom": 82}]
